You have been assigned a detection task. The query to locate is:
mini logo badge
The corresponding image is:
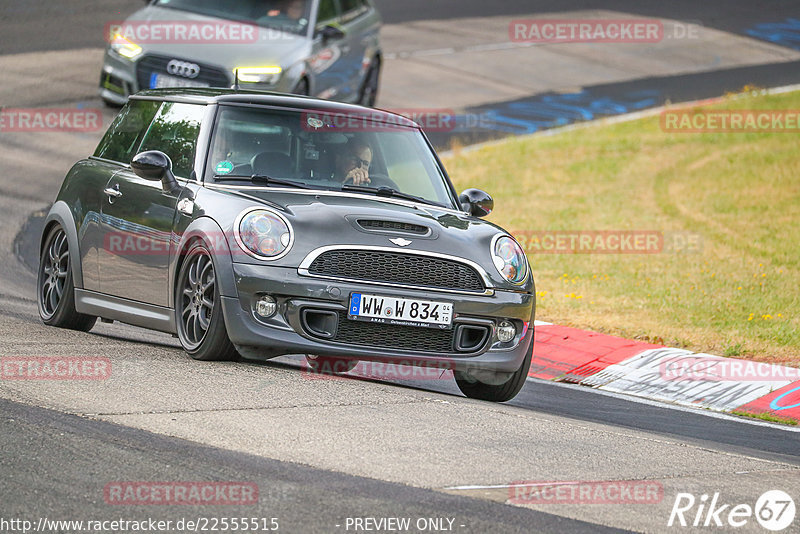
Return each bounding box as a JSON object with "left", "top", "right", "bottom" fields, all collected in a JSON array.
[{"left": 390, "top": 237, "right": 412, "bottom": 247}]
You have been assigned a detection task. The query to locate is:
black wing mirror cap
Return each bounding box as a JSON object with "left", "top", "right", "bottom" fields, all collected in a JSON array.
[
  {"left": 131, "top": 150, "right": 180, "bottom": 192},
  {"left": 131, "top": 150, "right": 171, "bottom": 181},
  {"left": 318, "top": 24, "right": 345, "bottom": 43},
  {"left": 459, "top": 188, "right": 494, "bottom": 217}
]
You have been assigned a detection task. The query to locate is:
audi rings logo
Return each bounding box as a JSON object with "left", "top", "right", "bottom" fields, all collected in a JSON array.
[{"left": 166, "top": 60, "right": 201, "bottom": 79}]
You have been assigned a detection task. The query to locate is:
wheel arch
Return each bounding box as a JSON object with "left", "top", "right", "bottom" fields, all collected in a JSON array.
[
  {"left": 171, "top": 217, "right": 238, "bottom": 309},
  {"left": 41, "top": 201, "right": 83, "bottom": 289}
]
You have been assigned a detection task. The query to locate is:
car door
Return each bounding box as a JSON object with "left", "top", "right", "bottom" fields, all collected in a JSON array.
[
  {"left": 98, "top": 101, "right": 206, "bottom": 307},
  {"left": 309, "top": 0, "right": 350, "bottom": 100},
  {"left": 83, "top": 99, "right": 162, "bottom": 294},
  {"left": 337, "top": 0, "right": 374, "bottom": 100}
]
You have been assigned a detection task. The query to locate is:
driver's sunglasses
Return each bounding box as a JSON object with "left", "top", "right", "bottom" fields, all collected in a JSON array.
[{"left": 350, "top": 154, "right": 371, "bottom": 169}]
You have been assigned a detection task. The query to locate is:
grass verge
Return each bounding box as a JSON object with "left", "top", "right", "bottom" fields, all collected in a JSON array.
[{"left": 443, "top": 89, "right": 800, "bottom": 365}]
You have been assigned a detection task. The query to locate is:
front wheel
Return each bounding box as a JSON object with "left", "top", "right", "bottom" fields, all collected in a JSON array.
[
  {"left": 454, "top": 336, "right": 533, "bottom": 402},
  {"left": 175, "top": 243, "right": 238, "bottom": 361},
  {"left": 357, "top": 58, "right": 380, "bottom": 107},
  {"left": 37, "top": 225, "right": 96, "bottom": 331}
]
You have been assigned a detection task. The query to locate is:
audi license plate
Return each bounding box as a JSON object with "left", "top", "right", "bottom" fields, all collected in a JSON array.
[
  {"left": 348, "top": 293, "right": 453, "bottom": 329},
  {"left": 150, "top": 73, "right": 210, "bottom": 89}
]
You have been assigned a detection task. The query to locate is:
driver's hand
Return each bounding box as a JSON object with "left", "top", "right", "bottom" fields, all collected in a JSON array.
[{"left": 345, "top": 167, "right": 371, "bottom": 186}]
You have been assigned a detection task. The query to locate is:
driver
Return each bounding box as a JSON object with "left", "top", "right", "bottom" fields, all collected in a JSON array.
[
  {"left": 334, "top": 138, "right": 372, "bottom": 186},
  {"left": 267, "top": 0, "right": 305, "bottom": 21}
]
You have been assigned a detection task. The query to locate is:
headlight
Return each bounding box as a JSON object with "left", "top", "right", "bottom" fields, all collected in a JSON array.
[
  {"left": 110, "top": 34, "right": 142, "bottom": 60},
  {"left": 234, "top": 66, "right": 282, "bottom": 84},
  {"left": 235, "top": 209, "right": 293, "bottom": 260},
  {"left": 491, "top": 235, "right": 528, "bottom": 285}
]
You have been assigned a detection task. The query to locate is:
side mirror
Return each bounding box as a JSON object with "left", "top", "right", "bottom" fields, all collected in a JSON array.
[
  {"left": 317, "top": 24, "right": 345, "bottom": 43},
  {"left": 131, "top": 150, "right": 180, "bottom": 192},
  {"left": 459, "top": 188, "right": 494, "bottom": 217}
]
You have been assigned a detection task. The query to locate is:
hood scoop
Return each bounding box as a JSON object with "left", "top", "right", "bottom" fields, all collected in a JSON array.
[{"left": 356, "top": 219, "right": 431, "bottom": 236}]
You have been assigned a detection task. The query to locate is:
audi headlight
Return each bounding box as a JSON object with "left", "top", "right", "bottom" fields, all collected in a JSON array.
[
  {"left": 234, "top": 66, "right": 282, "bottom": 84},
  {"left": 491, "top": 235, "right": 528, "bottom": 285},
  {"left": 235, "top": 209, "right": 293, "bottom": 260},
  {"left": 110, "top": 34, "right": 143, "bottom": 60}
]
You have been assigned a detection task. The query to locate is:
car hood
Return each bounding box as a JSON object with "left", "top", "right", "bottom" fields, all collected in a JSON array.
[
  {"left": 203, "top": 186, "right": 533, "bottom": 293},
  {"left": 119, "top": 5, "right": 308, "bottom": 67}
]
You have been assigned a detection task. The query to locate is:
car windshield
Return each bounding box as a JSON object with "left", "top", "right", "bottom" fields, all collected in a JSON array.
[
  {"left": 206, "top": 105, "right": 457, "bottom": 208},
  {"left": 152, "top": 0, "right": 311, "bottom": 35}
]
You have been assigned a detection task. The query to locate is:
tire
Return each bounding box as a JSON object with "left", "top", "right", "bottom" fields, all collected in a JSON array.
[
  {"left": 175, "top": 242, "right": 238, "bottom": 361},
  {"left": 454, "top": 334, "right": 534, "bottom": 402},
  {"left": 306, "top": 355, "right": 358, "bottom": 374},
  {"left": 101, "top": 96, "right": 123, "bottom": 109},
  {"left": 37, "top": 225, "right": 97, "bottom": 331},
  {"left": 292, "top": 78, "right": 310, "bottom": 97},
  {"left": 357, "top": 58, "right": 380, "bottom": 108}
]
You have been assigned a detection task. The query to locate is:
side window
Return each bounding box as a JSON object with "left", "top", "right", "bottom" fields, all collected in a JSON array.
[
  {"left": 93, "top": 100, "right": 160, "bottom": 164},
  {"left": 340, "top": 0, "right": 367, "bottom": 22},
  {"left": 316, "top": 0, "right": 339, "bottom": 26},
  {"left": 138, "top": 103, "right": 206, "bottom": 179}
]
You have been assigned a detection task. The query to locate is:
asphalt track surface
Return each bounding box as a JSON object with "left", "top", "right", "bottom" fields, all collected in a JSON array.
[
  {"left": 2, "top": 1, "right": 800, "bottom": 533},
  {"left": 2, "top": 0, "right": 798, "bottom": 54}
]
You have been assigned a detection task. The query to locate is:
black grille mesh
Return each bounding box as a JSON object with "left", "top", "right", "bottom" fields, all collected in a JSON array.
[
  {"left": 357, "top": 219, "right": 429, "bottom": 235},
  {"left": 308, "top": 250, "right": 485, "bottom": 292},
  {"left": 331, "top": 311, "right": 456, "bottom": 353},
  {"left": 136, "top": 55, "right": 229, "bottom": 90}
]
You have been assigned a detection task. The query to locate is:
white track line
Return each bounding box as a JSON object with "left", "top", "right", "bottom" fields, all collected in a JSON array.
[{"left": 525, "top": 377, "right": 800, "bottom": 433}]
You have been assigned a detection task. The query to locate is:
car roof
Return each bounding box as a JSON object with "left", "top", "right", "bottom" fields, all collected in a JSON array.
[{"left": 131, "top": 88, "right": 419, "bottom": 129}]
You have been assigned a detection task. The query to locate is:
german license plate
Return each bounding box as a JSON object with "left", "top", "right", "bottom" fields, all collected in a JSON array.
[
  {"left": 348, "top": 293, "right": 453, "bottom": 329},
  {"left": 149, "top": 73, "right": 210, "bottom": 89}
]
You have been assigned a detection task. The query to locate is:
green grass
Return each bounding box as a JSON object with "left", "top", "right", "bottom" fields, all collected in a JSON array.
[
  {"left": 730, "top": 410, "right": 798, "bottom": 426},
  {"left": 443, "top": 90, "right": 800, "bottom": 364}
]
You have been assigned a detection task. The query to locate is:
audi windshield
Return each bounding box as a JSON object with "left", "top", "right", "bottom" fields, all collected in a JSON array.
[{"left": 153, "top": 0, "right": 312, "bottom": 35}]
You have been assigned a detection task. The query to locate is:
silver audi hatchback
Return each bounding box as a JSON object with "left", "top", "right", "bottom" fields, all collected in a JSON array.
[{"left": 99, "top": 0, "right": 382, "bottom": 106}]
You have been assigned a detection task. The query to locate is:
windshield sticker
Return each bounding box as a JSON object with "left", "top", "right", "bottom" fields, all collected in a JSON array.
[
  {"left": 215, "top": 161, "right": 234, "bottom": 175},
  {"left": 307, "top": 117, "right": 324, "bottom": 129}
]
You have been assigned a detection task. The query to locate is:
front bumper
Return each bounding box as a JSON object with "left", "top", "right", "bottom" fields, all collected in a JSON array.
[{"left": 222, "top": 263, "right": 535, "bottom": 373}]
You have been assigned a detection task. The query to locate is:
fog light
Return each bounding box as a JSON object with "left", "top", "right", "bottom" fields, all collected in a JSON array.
[
  {"left": 496, "top": 321, "right": 516, "bottom": 343},
  {"left": 256, "top": 295, "right": 277, "bottom": 318}
]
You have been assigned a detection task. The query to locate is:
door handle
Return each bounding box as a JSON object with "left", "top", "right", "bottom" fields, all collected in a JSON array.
[{"left": 104, "top": 185, "right": 122, "bottom": 201}]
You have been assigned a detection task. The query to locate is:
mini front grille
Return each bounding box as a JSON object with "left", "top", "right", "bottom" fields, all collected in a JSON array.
[
  {"left": 356, "top": 219, "right": 429, "bottom": 235},
  {"left": 307, "top": 250, "right": 486, "bottom": 293},
  {"left": 136, "top": 55, "right": 230, "bottom": 90}
]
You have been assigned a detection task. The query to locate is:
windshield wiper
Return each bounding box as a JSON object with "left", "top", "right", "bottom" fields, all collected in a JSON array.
[
  {"left": 213, "top": 174, "right": 311, "bottom": 189},
  {"left": 341, "top": 184, "right": 444, "bottom": 207}
]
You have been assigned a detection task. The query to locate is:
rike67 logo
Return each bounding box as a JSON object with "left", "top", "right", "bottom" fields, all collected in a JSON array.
[{"left": 668, "top": 490, "right": 796, "bottom": 531}]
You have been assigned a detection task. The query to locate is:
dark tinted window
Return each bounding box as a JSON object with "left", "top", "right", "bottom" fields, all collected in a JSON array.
[
  {"left": 138, "top": 103, "right": 206, "bottom": 179},
  {"left": 317, "top": 0, "right": 339, "bottom": 25},
  {"left": 340, "top": 0, "right": 367, "bottom": 21},
  {"left": 93, "top": 100, "right": 160, "bottom": 164},
  {"left": 151, "top": 0, "right": 311, "bottom": 34}
]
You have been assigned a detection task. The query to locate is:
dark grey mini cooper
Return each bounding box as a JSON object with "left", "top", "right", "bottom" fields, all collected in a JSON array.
[{"left": 38, "top": 89, "right": 535, "bottom": 402}]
